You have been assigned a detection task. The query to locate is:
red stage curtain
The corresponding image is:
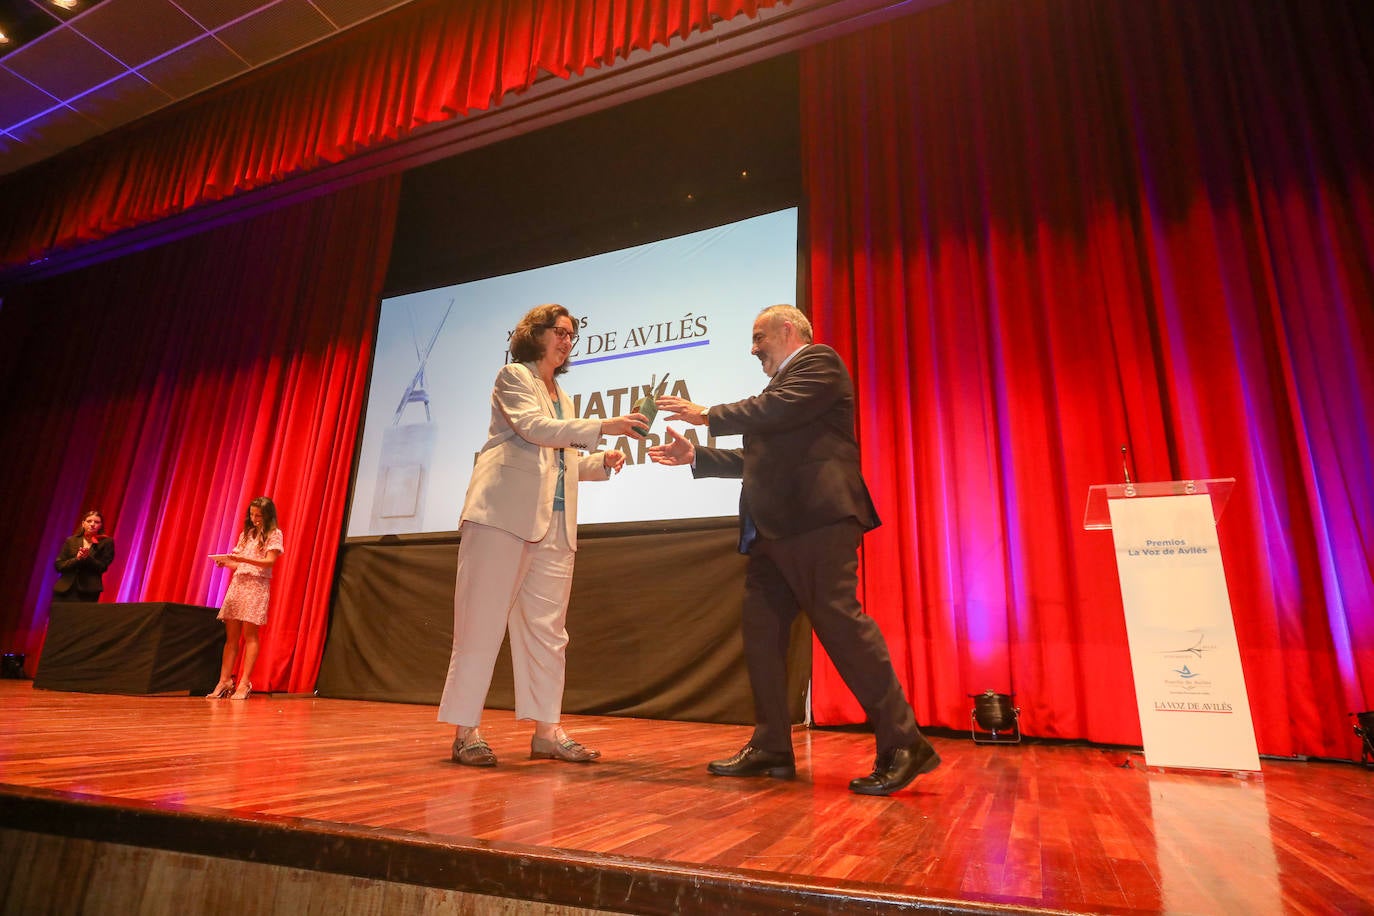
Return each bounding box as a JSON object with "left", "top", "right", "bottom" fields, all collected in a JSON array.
[
  {"left": 0, "top": 0, "right": 781, "bottom": 271},
  {"left": 801, "top": 0, "right": 1373, "bottom": 758},
  {"left": 0, "top": 176, "right": 401, "bottom": 692}
]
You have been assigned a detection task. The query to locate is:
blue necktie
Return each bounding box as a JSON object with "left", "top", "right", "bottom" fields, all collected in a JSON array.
[{"left": 738, "top": 510, "right": 758, "bottom": 554}]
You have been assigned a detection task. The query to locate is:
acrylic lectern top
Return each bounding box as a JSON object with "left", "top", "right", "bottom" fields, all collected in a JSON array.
[{"left": 1083, "top": 478, "right": 1235, "bottom": 530}]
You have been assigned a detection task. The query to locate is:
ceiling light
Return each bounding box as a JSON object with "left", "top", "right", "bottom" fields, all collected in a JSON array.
[{"left": 50, "top": 0, "right": 80, "bottom": 9}]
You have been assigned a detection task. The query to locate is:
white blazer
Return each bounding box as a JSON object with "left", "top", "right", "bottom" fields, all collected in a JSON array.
[{"left": 460, "top": 361, "right": 609, "bottom": 548}]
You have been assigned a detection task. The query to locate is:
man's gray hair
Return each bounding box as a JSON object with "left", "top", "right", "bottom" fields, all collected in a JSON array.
[{"left": 758, "top": 304, "right": 813, "bottom": 343}]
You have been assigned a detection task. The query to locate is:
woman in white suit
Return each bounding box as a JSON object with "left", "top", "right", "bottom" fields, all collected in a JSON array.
[{"left": 440, "top": 303, "right": 647, "bottom": 766}]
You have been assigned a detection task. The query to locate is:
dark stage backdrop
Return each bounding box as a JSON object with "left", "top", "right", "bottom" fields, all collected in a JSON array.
[
  {"left": 801, "top": 0, "right": 1373, "bottom": 759},
  {"left": 317, "top": 524, "right": 810, "bottom": 724},
  {"left": 383, "top": 54, "right": 800, "bottom": 298},
  {"left": 0, "top": 177, "right": 401, "bottom": 693}
]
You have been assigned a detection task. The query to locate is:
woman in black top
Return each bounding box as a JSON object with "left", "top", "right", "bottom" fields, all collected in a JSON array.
[{"left": 53, "top": 509, "right": 116, "bottom": 602}]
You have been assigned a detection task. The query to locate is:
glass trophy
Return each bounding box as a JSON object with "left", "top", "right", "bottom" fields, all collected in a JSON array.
[{"left": 632, "top": 373, "right": 671, "bottom": 436}]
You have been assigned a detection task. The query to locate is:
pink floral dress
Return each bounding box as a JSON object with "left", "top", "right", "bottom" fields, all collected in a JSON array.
[{"left": 218, "top": 527, "right": 285, "bottom": 626}]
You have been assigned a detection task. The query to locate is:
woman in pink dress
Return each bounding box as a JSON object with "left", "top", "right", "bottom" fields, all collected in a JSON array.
[{"left": 207, "top": 496, "right": 284, "bottom": 700}]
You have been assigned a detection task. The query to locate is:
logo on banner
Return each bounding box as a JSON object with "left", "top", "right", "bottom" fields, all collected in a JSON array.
[
  {"left": 1159, "top": 630, "right": 1218, "bottom": 660},
  {"left": 503, "top": 312, "right": 712, "bottom": 365},
  {"left": 1163, "top": 665, "right": 1213, "bottom": 693}
]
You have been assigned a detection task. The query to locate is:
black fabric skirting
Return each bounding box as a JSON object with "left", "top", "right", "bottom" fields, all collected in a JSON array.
[
  {"left": 318, "top": 521, "right": 811, "bottom": 725},
  {"left": 35, "top": 602, "right": 225, "bottom": 695}
]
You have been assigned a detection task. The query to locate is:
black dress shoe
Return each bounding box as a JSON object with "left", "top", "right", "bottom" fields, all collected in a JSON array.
[
  {"left": 849, "top": 738, "right": 940, "bottom": 796},
  {"left": 707, "top": 745, "right": 796, "bottom": 779}
]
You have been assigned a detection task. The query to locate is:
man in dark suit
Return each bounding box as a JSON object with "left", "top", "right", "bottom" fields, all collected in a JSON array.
[{"left": 649, "top": 304, "right": 938, "bottom": 796}]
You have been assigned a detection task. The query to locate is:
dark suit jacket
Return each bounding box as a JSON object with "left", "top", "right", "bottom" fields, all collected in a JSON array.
[
  {"left": 53, "top": 534, "right": 116, "bottom": 597},
  {"left": 693, "top": 343, "right": 879, "bottom": 543}
]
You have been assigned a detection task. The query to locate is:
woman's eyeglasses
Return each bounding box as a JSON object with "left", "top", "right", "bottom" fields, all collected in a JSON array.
[{"left": 547, "top": 327, "right": 579, "bottom": 343}]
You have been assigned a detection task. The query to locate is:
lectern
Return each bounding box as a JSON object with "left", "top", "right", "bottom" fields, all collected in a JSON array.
[{"left": 1085, "top": 478, "right": 1259, "bottom": 771}]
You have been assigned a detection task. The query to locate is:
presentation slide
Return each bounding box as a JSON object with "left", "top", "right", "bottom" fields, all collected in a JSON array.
[{"left": 346, "top": 207, "right": 798, "bottom": 537}]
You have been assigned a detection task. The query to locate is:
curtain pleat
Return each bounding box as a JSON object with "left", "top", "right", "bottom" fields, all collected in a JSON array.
[
  {"left": 0, "top": 0, "right": 782, "bottom": 271},
  {"left": 801, "top": 0, "right": 1374, "bottom": 759}
]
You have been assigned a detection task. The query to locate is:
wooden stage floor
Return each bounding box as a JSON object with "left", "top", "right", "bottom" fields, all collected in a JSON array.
[{"left": 1, "top": 680, "right": 1370, "bottom": 914}]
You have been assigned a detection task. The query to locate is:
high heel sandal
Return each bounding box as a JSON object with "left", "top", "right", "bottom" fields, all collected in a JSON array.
[
  {"left": 206, "top": 678, "right": 235, "bottom": 699},
  {"left": 230, "top": 681, "right": 252, "bottom": 700}
]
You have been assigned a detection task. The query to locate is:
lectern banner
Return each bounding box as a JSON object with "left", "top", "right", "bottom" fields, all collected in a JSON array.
[{"left": 1107, "top": 494, "right": 1260, "bottom": 771}]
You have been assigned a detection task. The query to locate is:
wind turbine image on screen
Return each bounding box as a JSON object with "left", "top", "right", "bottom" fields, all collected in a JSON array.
[{"left": 369, "top": 299, "right": 454, "bottom": 535}]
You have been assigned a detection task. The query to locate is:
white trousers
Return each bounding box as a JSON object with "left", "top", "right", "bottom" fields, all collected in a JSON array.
[{"left": 437, "top": 513, "right": 574, "bottom": 727}]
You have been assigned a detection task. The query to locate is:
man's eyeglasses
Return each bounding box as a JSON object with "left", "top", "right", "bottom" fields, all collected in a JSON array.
[{"left": 547, "top": 327, "right": 579, "bottom": 343}]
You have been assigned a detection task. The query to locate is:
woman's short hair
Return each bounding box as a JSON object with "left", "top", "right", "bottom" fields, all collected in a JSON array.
[{"left": 509, "top": 304, "right": 576, "bottom": 375}]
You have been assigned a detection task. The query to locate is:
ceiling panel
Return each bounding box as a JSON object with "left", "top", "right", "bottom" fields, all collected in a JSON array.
[
  {"left": 0, "top": 139, "right": 44, "bottom": 173},
  {"left": 0, "top": 130, "right": 27, "bottom": 160},
  {"left": 74, "top": 0, "right": 206, "bottom": 67},
  {"left": 5, "top": 103, "right": 104, "bottom": 150},
  {"left": 137, "top": 33, "right": 249, "bottom": 101},
  {"left": 0, "top": 0, "right": 416, "bottom": 178},
  {"left": 3, "top": 26, "right": 126, "bottom": 99},
  {"left": 216, "top": 0, "right": 333, "bottom": 67},
  {"left": 312, "top": 0, "right": 407, "bottom": 29},
  {"left": 170, "top": 0, "right": 277, "bottom": 31},
  {"left": 0, "top": 64, "right": 57, "bottom": 126},
  {"left": 69, "top": 70, "right": 174, "bottom": 130}
]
